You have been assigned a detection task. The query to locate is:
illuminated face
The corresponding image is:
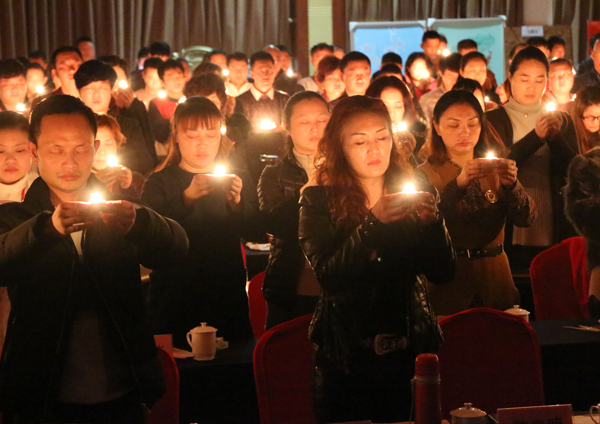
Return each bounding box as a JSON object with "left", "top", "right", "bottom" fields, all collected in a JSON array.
[
  {"left": 434, "top": 103, "right": 481, "bottom": 158},
  {"left": 54, "top": 51, "right": 83, "bottom": 88},
  {"left": 582, "top": 104, "right": 600, "bottom": 134},
  {"left": 162, "top": 68, "right": 185, "bottom": 96},
  {"left": 210, "top": 54, "right": 228, "bottom": 72},
  {"left": 0, "top": 76, "right": 27, "bottom": 109},
  {"left": 408, "top": 58, "right": 429, "bottom": 82},
  {"left": 78, "top": 41, "right": 96, "bottom": 62},
  {"left": 461, "top": 59, "right": 487, "bottom": 86},
  {"left": 322, "top": 69, "right": 345, "bottom": 101},
  {"left": 142, "top": 68, "right": 163, "bottom": 93},
  {"left": 380, "top": 87, "right": 405, "bottom": 125},
  {"left": 31, "top": 113, "right": 98, "bottom": 196},
  {"left": 0, "top": 128, "right": 31, "bottom": 184},
  {"left": 26, "top": 68, "right": 47, "bottom": 97},
  {"left": 310, "top": 49, "right": 331, "bottom": 72},
  {"left": 265, "top": 49, "right": 283, "bottom": 75},
  {"left": 550, "top": 44, "right": 565, "bottom": 58},
  {"left": 341, "top": 112, "right": 392, "bottom": 182},
  {"left": 176, "top": 118, "right": 221, "bottom": 172},
  {"left": 93, "top": 126, "right": 119, "bottom": 170},
  {"left": 509, "top": 59, "right": 547, "bottom": 106},
  {"left": 79, "top": 80, "right": 112, "bottom": 114},
  {"left": 421, "top": 38, "right": 441, "bottom": 58},
  {"left": 250, "top": 60, "right": 276, "bottom": 93},
  {"left": 287, "top": 98, "right": 330, "bottom": 155},
  {"left": 548, "top": 63, "right": 574, "bottom": 96},
  {"left": 342, "top": 60, "right": 371, "bottom": 96},
  {"left": 279, "top": 51, "right": 291, "bottom": 72},
  {"left": 441, "top": 69, "right": 459, "bottom": 91},
  {"left": 228, "top": 59, "right": 249, "bottom": 87}
]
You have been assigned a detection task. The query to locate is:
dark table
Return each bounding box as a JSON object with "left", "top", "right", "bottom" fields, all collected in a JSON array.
[
  {"left": 531, "top": 318, "right": 600, "bottom": 410},
  {"left": 176, "top": 338, "right": 260, "bottom": 424}
]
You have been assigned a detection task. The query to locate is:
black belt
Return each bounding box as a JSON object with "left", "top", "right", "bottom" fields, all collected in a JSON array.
[{"left": 457, "top": 244, "right": 504, "bottom": 259}]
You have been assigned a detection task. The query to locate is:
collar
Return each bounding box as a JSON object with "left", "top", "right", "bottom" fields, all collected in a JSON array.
[
  {"left": 250, "top": 85, "right": 274, "bottom": 101},
  {"left": 505, "top": 97, "right": 542, "bottom": 114}
]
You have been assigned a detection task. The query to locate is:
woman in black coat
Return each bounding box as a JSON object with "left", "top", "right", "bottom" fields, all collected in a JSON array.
[
  {"left": 298, "top": 95, "right": 455, "bottom": 423},
  {"left": 258, "top": 91, "right": 331, "bottom": 329},
  {"left": 142, "top": 97, "right": 261, "bottom": 347}
]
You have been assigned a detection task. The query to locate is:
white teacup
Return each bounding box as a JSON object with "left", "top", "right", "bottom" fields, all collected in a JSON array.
[
  {"left": 187, "top": 322, "right": 217, "bottom": 361},
  {"left": 590, "top": 404, "right": 600, "bottom": 424}
]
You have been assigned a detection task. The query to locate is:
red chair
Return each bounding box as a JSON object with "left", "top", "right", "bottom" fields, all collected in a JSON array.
[
  {"left": 437, "top": 308, "right": 544, "bottom": 419},
  {"left": 146, "top": 347, "right": 179, "bottom": 424},
  {"left": 248, "top": 271, "right": 267, "bottom": 338},
  {"left": 253, "top": 314, "right": 314, "bottom": 424},
  {"left": 530, "top": 237, "right": 590, "bottom": 320}
]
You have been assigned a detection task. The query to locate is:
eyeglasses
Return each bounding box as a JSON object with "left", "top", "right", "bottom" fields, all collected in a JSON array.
[{"left": 583, "top": 115, "right": 600, "bottom": 123}]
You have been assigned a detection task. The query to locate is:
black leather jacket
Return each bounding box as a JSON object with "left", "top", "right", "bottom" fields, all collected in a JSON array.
[
  {"left": 257, "top": 153, "right": 308, "bottom": 305},
  {"left": 0, "top": 177, "right": 188, "bottom": 421},
  {"left": 299, "top": 186, "right": 456, "bottom": 371}
]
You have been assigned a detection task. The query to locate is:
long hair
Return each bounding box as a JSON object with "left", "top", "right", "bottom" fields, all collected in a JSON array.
[
  {"left": 314, "top": 95, "right": 411, "bottom": 227},
  {"left": 573, "top": 86, "right": 600, "bottom": 154},
  {"left": 155, "top": 96, "right": 231, "bottom": 172},
  {"left": 426, "top": 90, "right": 505, "bottom": 165},
  {"left": 365, "top": 75, "right": 418, "bottom": 126}
]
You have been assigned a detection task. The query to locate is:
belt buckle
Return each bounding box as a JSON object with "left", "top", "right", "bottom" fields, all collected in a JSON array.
[{"left": 373, "top": 334, "right": 407, "bottom": 356}]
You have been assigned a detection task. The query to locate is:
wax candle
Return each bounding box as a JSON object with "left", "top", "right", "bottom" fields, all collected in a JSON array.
[
  {"left": 486, "top": 151, "right": 497, "bottom": 159},
  {"left": 118, "top": 80, "right": 128, "bottom": 89},
  {"left": 213, "top": 165, "right": 227, "bottom": 176},
  {"left": 107, "top": 156, "right": 119, "bottom": 167},
  {"left": 89, "top": 192, "right": 105, "bottom": 203},
  {"left": 259, "top": 119, "right": 276, "bottom": 130},
  {"left": 158, "top": 90, "right": 167, "bottom": 99},
  {"left": 546, "top": 102, "right": 556, "bottom": 112},
  {"left": 402, "top": 183, "right": 418, "bottom": 194}
]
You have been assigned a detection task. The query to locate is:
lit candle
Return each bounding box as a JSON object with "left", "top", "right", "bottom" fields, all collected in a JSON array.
[
  {"left": 287, "top": 68, "right": 294, "bottom": 77},
  {"left": 220, "top": 125, "right": 227, "bottom": 135},
  {"left": 118, "top": 80, "right": 128, "bottom": 89},
  {"left": 106, "top": 156, "right": 119, "bottom": 167},
  {"left": 178, "top": 96, "right": 187, "bottom": 104},
  {"left": 222, "top": 69, "right": 229, "bottom": 77},
  {"left": 393, "top": 122, "right": 408, "bottom": 133},
  {"left": 401, "top": 183, "right": 418, "bottom": 194},
  {"left": 546, "top": 102, "right": 556, "bottom": 112},
  {"left": 158, "top": 90, "right": 167, "bottom": 99},
  {"left": 213, "top": 165, "right": 227, "bottom": 176},
  {"left": 442, "top": 49, "right": 450, "bottom": 57},
  {"left": 16, "top": 103, "right": 26, "bottom": 112},
  {"left": 572, "top": 94, "right": 577, "bottom": 100},
  {"left": 36, "top": 85, "right": 45, "bottom": 94},
  {"left": 421, "top": 70, "right": 430, "bottom": 80},
  {"left": 88, "top": 192, "right": 105, "bottom": 203},
  {"left": 486, "top": 151, "right": 497, "bottom": 160},
  {"left": 259, "top": 119, "right": 277, "bottom": 130},
  {"left": 225, "top": 88, "right": 230, "bottom": 96},
  {"left": 484, "top": 96, "right": 490, "bottom": 103}
]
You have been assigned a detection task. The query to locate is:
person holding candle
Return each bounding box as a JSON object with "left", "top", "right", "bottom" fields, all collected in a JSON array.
[
  {"left": 486, "top": 46, "right": 579, "bottom": 271},
  {"left": 258, "top": 91, "right": 330, "bottom": 329},
  {"left": 25, "top": 63, "right": 47, "bottom": 104},
  {"left": 546, "top": 58, "right": 576, "bottom": 114},
  {"left": 0, "top": 59, "right": 28, "bottom": 113},
  {"left": 0, "top": 95, "right": 188, "bottom": 423},
  {"left": 404, "top": 52, "right": 436, "bottom": 101},
  {"left": 416, "top": 90, "right": 536, "bottom": 315},
  {"left": 329, "top": 51, "right": 372, "bottom": 107},
  {"left": 460, "top": 52, "right": 500, "bottom": 104},
  {"left": 142, "top": 96, "right": 261, "bottom": 346},
  {"left": 571, "top": 85, "right": 600, "bottom": 153},
  {"left": 32, "top": 46, "right": 83, "bottom": 108},
  {"left": 134, "top": 58, "right": 165, "bottom": 109},
  {"left": 315, "top": 55, "right": 345, "bottom": 103},
  {"left": 299, "top": 95, "right": 455, "bottom": 423},
  {"left": 225, "top": 52, "right": 252, "bottom": 97},
  {"left": 365, "top": 76, "right": 427, "bottom": 164}
]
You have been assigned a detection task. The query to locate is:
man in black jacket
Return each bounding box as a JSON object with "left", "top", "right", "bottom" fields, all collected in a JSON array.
[{"left": 0, "top": 95, "right": 188, "bottom": 423}]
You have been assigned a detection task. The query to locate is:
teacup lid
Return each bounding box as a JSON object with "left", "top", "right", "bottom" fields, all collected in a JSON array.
[
  {"left": 451, "top": 403, "right": 487, "bottom": 418},
  {"left": 190, "top": 322, "right": 217, "bottom": 333},
  {"left": 505, "top": 305, "right": 529, "bottom": 316}
]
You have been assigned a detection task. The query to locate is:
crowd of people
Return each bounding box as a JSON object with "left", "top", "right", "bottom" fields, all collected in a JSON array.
[{"left": 0, "top": 28, "right": 600, "bottom": 423}]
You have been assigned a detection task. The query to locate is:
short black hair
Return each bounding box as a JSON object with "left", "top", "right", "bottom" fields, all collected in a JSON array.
[
  {"left": 310, "top": 43, "right": 334, "bottom": 56},
  {"left": 276, "top": 45, "right": 291, "bottom": 55},
  {"left": 340, "top": 51, "right": 370, "bottom": 73},
  {"left": 76, "top": 36, "right": 93, "bottom": 44},
  {"left": 158, "top": 59, "right": 184, "bottom": 80},
  {"left": 457, "top": 39, "right": 478, "bottom": 52},
  {"left": 204, "top": 49, "right": 227, "bottom": 64},
  {"left": 381, "top": 52, "right": 402, "bottom": 67},
  {"left": 143, "top": 57, "right": 164, "bottom": 72},
  {"left": 549, "top": 57, "right": 574, "bottom": 69},
  {"left": 25, "top": 63, "right": 45, "bottom": 73},
  {"left": 227, "top": 52, "right": 248, "bottom": 65},
  {"left": 439, "top": 34, "right": 448, "bottom": 44},
  {"left": 439, "top": 53, "right": 462, "bottom": 74},
  {"left": 527, "top": 37, "right": 548, "bottom": 49},
  {"left": 548, "top": 36, "right": 566, "bottom": 51},
  {"left": 192, "top": 62, "right": 222, "bottom": 77},
  {"left": 590, "top": 33, "right": 600, "bottom": 50},
  {"left": 509, "top": 43, "right": 527, "bottom": 59},
  {"left": 0, "top": 110, "right": 29, "bottom": 134},
  {"left": 50, "top": 46, "right": 83, "bottom": 67},
  {"left": 74, "top": 59, "right": 117, "bottom": 90},
  {"left": 509, "top": 46, "right": 549, "bottom": 75},
  {"left": 98, "top": 55, "right": 129, "bottom": 77},
  {"left": 28, "top": 50, "right": 46, "bottom": 61},
  {"left": 452, "top": 77, "right": 484, "bottom": 94},
  {"left": 183, "top": 74, "right": 227, "bottom": 111},
  {"left": 379, "top": 63, "right": 402, "bottom": 74},
  {"left": 422, "top": 30, "right": 441, "bottom": 43},
  {"left": 176, "top": 58, "right": 189, "bottom": 67},
  {"left": 29, "top": 95, "right": 97, "bottom": 145},
  {"left": 137, "top": 46, "right": 150, "bottom": 59},
  {"left": 250, "top": 51, "right": 274, "bottom": 68},
  {"left": 460, "top": 51, "right": 487, "bottom": 71},
  {"left": 149, "top": 41, "right": 171, "bottom": 57},
  {"left": 0, "top": 59, "right": 26, "bottom": 80}
]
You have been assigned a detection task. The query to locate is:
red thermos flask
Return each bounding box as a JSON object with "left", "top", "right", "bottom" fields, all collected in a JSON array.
[{"left": 414, "top": 353, "right": 442, "bottom": 424}]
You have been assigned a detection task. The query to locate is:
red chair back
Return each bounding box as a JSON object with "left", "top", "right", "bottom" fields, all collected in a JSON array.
[
  {"left": 253, "top": 314, "right": 314, "bottom": 424},
  {"left": 248, "top": 271, "right": 267, "bottom": 338},
  {"left": 438, "top": 308, "right": 544, "bottom": 419},
  {"left": 530, "top": 237, "right": 590, "bottom": 320},
  {"left": 146, "top": 347, "right": 179, "bottom": 424}
]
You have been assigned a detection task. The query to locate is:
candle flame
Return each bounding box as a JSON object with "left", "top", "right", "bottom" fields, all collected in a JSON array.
[
  {"left": 158, "top": 90, "right": 167, "bottom": 99},
  {"left": 393, "top": 122, "right": 408, "bottom": 133},
  {"left": 220, "top": 125, "right": 227, "bottom": 135},
  {"left": 573, "top": 94, "right": 577, "bottom": 100},
  {"left": 225, "top": 88, "right": 230, "bottom": 96},
  {"left": 402, "top": 183, "right": 417, "bottom": 194},
  {"left": 178, "top": 96, "right": 187, "bottom": 104},
  {"left": 486, "top": 151, "right": 497, "bottom": 159},
  {"left": 421, "top": 70, "right": 430, "bottom": 80},
  {"left": 107, "top": 156, "right": 119, "bottom": 167},
  {"left": 16, "top": 103, "right": 26, "bottom": 112},
  {"left": 36, "top": 85, "right": 45, "bottom": 94},
  {"left": 442, "top": 49, "right": 450, "bottom": 57},
  {"left": 118, "top": 80, "right": 128, "bottom": 89},
  {"left": 546, "top": 102, "right": 556, "bottom": 112},
  {"left": 484, "top": 96, "right": 490, "bottom": 103},
  {"left": 287, "top": 68, "right": 294, "bottom": 77},
  {"left": 89, "top": 192, "right": 105, "bottom": 203},
  {"left": 213, "top": 165, "right": 227, "bottom": 176},
  {"left": 222, "top": 69, "right": 229, "bottom": 77},
  {"left": 259, "top": 119, "right": 276, "bottom": 130}
]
